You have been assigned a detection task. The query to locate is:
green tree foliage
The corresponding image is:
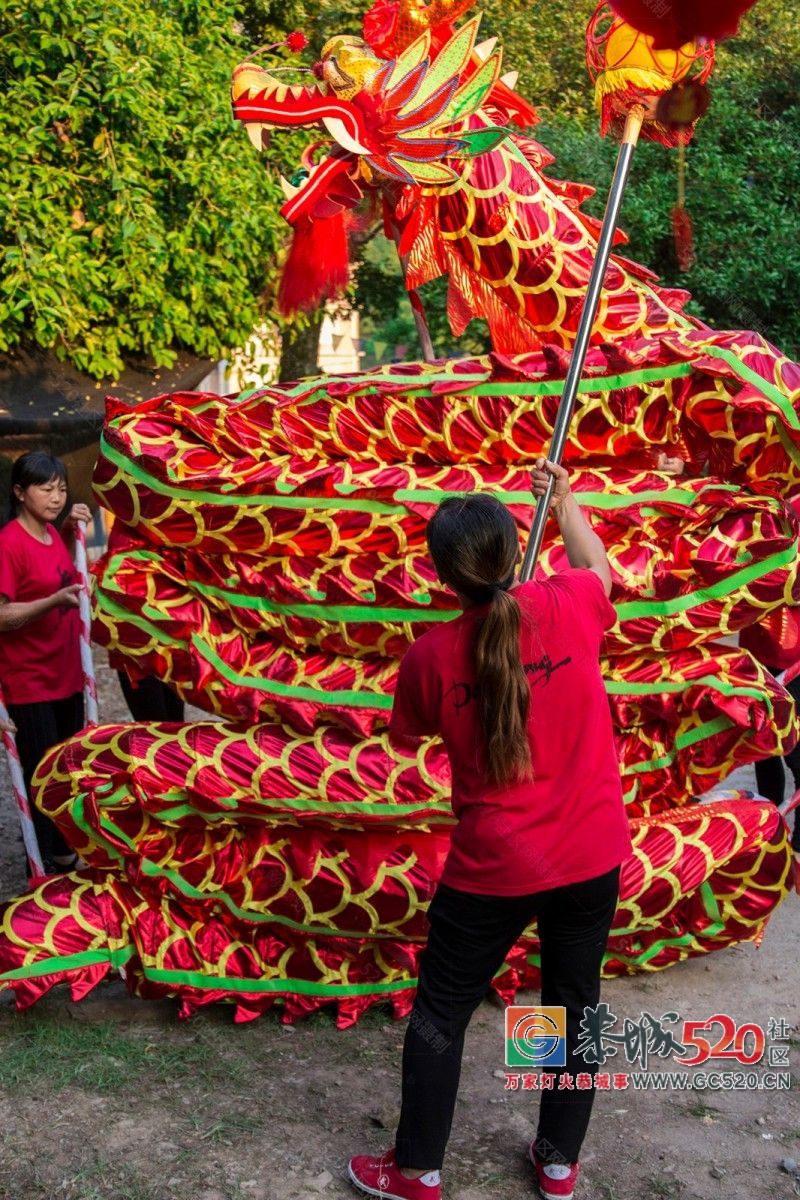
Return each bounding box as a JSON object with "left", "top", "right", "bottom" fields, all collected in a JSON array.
[
  {"left": 350, "top": 0, "right": 800, "bottom": 360},
  {"left": 0, "top": 0, "right": 306, "bottom": 378},
  {"left": 355, "top": 239, "right": 490, "bottom": 367},
  {"left": 243, "top": 0, "right": 366, "bottom": 51},
  {"left": 535, "top": 0, "right": 800, "bottom": 355},
  {"left": 3, "top": 0, "right": 797, "bottom": 380}
]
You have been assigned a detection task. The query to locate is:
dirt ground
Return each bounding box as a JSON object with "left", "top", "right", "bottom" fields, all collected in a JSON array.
[{"left": 0, "top": 653, "right": 798, "bottom": 1200}]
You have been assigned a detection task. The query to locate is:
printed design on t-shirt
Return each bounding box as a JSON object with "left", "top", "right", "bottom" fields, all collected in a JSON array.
[
  {"left": 56, "top": 567, "right": 74, "bottom": 622},
  {"left": 445, "top": 654, "right": 573, "bottom": 711},
  {"left": 524, "top": 653, "right": 572, "bottom": 687}
]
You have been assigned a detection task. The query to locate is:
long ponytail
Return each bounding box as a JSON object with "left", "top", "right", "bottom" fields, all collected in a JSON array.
[
  {"left": 474, "top": 589, "right": 532, "bottom": 785},
  {"left": 427, "top": 494, "right": 532, "bottom": 787}
]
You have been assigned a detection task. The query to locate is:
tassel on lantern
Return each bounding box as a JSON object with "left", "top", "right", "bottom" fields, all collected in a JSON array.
[
  {"left": 277, "top": 212, "right": 351, "bottom": 317},
  {"left": 671, "top": 141, "right": 695, "bottom": 272}
]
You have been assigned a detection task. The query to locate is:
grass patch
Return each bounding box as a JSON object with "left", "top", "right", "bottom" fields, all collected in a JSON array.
[
  {"left": 53, "top": 1163, "right": 157, "bottom": 1200},
  {"left": 684, "top": 1100, "right": 720, "bottom": 1119},
  {"left": 189, "top": 1112, "right": 263, "bottom": 1143},
  {"left": 0, "top": 1011, "right": 247, "bottom": 1095},
  {"left": 595, "top": 1186, "right": 619, "bottom": 1200},
  {"left": 0, "top": 1147, "right": 162, "bottom": 1200},
  {"left": 647, "top": 1175, "right": 684, "bottom": 1198}
]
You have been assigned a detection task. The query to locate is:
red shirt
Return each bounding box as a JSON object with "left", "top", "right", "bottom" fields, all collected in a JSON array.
[
  {"left": 0, "top": 519, "right": 82, "bottom": 705},
  {"left": 390, "top": 569, "right": 631, "bottom": 895}
]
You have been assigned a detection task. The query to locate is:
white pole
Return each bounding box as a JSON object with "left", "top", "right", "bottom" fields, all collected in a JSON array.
[
  {"left": 74, "top": 520, "right": 99, "bottom": 726},
  {"left": 0, "top": 689, "right": 44, "bottom": 877}
]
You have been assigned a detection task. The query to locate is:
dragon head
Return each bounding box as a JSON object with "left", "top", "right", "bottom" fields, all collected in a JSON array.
[
  {"left": 230, "top": 14, "right": 532, "bottom": 313},
  {"left": 232, "top": 17, "right": 505, "bottom": 227}
]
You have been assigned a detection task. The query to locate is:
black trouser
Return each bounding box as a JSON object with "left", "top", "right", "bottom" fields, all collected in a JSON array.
[
  {"left": 7, "top": 692, "right": 85, "bottom": 870},
  {"left": 117, "top": 671, "right": 184, "bottom": 723},
  {"left": 755, "top": 672, "right": 800, "bottom": 851},
  {"left": 395, "top": 865, "right": 620, "bottom": 1171}
]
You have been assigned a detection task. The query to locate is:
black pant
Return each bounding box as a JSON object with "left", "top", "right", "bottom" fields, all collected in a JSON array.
[
  {"left": 117, "top": 671, "right": 184, "bottom": 723},
  {"left": 755, "top": 672, "right": 800, "bottom": 850},
  {"left": 7, "top": 692, "right": 85, "bottom": 870},
  {"left": 395, "top": 865, "right": 620, "bottom": 1171}
]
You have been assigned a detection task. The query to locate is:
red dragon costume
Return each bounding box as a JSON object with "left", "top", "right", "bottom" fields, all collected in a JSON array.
[{"left": 0, "top": 0, "right": 797, "bottom": 1026}]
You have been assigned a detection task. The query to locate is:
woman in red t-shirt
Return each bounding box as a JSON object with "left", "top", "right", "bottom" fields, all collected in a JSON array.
[
  {"left": 349, "top": 460, "right": 630, "bottom": 1200},
  {"left": 0, "top": 452, "right": 91, "bottom": 876}
]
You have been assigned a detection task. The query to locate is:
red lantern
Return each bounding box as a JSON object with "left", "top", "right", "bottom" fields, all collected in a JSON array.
[
  {"left": 586, "top": 3, "right": 714, "bottom": 147},
  {"left": 608, "top": 0, "right": 759, "bottom": 50}
]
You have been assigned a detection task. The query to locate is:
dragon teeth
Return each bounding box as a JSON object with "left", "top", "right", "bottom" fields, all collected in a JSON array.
[
  {"left": 321, "top": 116, "right": 370, "bottom": 155},
  {"left": 245, "top": 123, "right": 268, "bottom": 151},
  {"left": 280, "top": 175, "right": 301, "bottom": 200}
]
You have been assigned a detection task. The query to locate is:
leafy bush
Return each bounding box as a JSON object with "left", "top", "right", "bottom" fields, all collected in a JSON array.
[{"left": 0, "top": 0, "right": 302, "bottom": 378}]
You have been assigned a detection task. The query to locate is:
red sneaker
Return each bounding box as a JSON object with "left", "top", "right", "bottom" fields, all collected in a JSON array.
[
  {"left": 348, "top": 1148, "right": 442, "bottom": 1200},
  {"left": 529, "top": 1141, "right": 580, "bottom": 1200}
]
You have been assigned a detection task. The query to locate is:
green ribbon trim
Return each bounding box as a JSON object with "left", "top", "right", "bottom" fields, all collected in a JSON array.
[
  {"left": 600, "top": 884, "right": 726, "bottom": 946},
  {"left": 622, "top": 716, "right": 734, "bottom": 776},
  {"left": 1, "top": 920, "right": 744, "bottom": 991},
  {"left": 454, "top": 365, "right": 694, "bottom": 394},
  {"left": 94, "top": 780, "right": 453, "bottom": 823},
  {"left": 100, "top": 438, "right": 716, "bottom": 513},
  {"left": 605, "top": 676, "right": 765, "bottom": 700},
  {"left": 290, "top": 362, "right": 696, "bottom": 406},
  {"left": 613, "top": 542, "right": 798, "bottom": 621},
  {"left": 95, "top": 592, "right": 769, "bottom": 717},
  {"left": 191, "top": 637, "right": 773, "bottom": 715},
  {"left": 99, "top": 438, "right": 397, "bottom": 513},
  {"left": 101, "top": 536, "right": 794, "bottom": 630},
  {"left": 106, "top": 363, "right": 695, "bottom": 434},
  {"left": 603, "top": 933, "right": 706, "bottom": 963},
  {"left": 194, "top": 588, "right": 456, "bottom": 626},
  {"left": 0, "top": 945, "right": 134, "bottom": 982},
  {"left": 319, "top": 486, "right": 716, "bottom": 506},
  {"left": 698, "top": 880, "right": 726, "bottom": 932},
  {"left": 140, "top": 968, "right": 414, "bottom": 996},
  {"left": 68, "top": 796, "right": 429, "bottom": 941},
  {"left": 95, "top": 589, "right": 192, "bottom": 650},
  {"left": 695, "top": 344, "right": 799, "bottom": 430},
  {"left": 97, "top": 583, "right": 768, "bottom": 734},
  {"left": 155, "top": 797, "right": 453, "bottom": 822},
  {"left": 776, "top": 420, "right": 800, "bottom": 469},
  {"left": 190, "top": 634, "right": 394, "bottom": 709},
  {"left": 0, "top": 947, "right": 412, "bottom": 995}
]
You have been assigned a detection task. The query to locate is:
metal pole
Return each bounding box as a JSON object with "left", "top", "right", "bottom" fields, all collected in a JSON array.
[
  {"left": 519, "top": 105, "right": 645, "bottom": 582},
  {"left": 407, "top": 285, "right": 437, "bottom": 363},
  {"left": 390, "top": 223, "right": 437, "bottom": 363}
]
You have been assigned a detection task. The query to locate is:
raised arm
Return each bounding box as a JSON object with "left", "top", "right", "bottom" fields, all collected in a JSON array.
[{"left": 531, "top": 458, "right": 612, "bottom": 596}]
